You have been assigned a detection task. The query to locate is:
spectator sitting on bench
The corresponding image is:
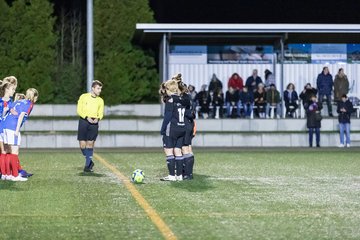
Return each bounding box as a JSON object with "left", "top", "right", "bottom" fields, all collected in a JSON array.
[
  {"left": 211, "top": 88, "right": 224, "bottom": 119},
  {"left": 246, "top": 69, "right": 263, "bottom": 94},
  {"left": 284, "top": 83, "right": 299, "bottom": 118},
  {"left": 254, "top": 83, "right": 267, "bottom": 118},
  {"left": 240, "top": 86, "right": 254, "bottom": 118},
  {"left": 228, "top": 73, "right": 244, "bottom": 92},
  {"left": 209, "top": 73, "right": 223, "bottom": 93},
  {"left": 266, "top": 84, "right": 281, "bottom": 118},
  {"left": 188, "top": 85, "right": 197, "bottom": 115},
  {"left": 300, "top": 83, "right": 318, "bottom": 111},
  {"left": 225, "top": 86, "right": 241, "bottom": 118},
  {"left": 196, "top": 84, "right": 211, "bottom": 119}
]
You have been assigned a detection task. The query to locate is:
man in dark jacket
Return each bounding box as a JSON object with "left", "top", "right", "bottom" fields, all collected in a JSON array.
[
  {"left": 225, "top": 87, "right": 241, "bottom": 118},
  {"left": 316, "top": 67, "right": 334, "bottom": 117},
  {"left": 300, "top": 83, "right": 317, "bottom": 111},
  {"left": 337, "top": 94, "right": 354, "bottom": 147},
  {"left": 245, "top": 69, "right": 263, "bottom": 93},
  {"left": 307, "top": 95, "right": 323, "bottom": 147}
]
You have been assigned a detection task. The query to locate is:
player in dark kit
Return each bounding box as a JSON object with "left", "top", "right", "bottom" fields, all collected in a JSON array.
[
  {"left": 160, "top": 78, "right": 187, "bottom": 181},
  {"left": 173, "top": 75, "right": 196, "bottom": 180}
]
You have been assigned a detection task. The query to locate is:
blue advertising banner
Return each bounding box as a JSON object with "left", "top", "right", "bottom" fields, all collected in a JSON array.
[
  {"left": 283, "top": 44, "right": 311, "bottom": 63},
  {"left": 207, "top": 45, "right": 274, "bottom": 64},
  {"left": 347, "top": 44, "right": 360, "bottom": 63},
  {"left": 311, "top": 44, "right": 347, "bottom": 64}
]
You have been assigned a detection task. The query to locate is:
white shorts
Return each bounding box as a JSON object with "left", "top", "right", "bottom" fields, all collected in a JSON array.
[
  {"left": 3, "top": 129, "right": 21, "bottom": 146},
  {"left": 0, "top": 131, "right": 4, "bottom": 142}
]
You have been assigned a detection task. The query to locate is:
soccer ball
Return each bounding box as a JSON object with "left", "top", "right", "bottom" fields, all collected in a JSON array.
[{"left": 131, "top": 169, "right": 145, "bottom": 184}]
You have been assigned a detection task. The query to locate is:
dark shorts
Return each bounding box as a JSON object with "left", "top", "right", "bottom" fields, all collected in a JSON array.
[
  {"left": 77, "top": 118, "right": 99, "bottom": 141},
  {"left": 183, "top": 122, "right": 195, "bottom": 146},
  {"left": 163, "top": 126, "right": 186, "bottom": 149}
]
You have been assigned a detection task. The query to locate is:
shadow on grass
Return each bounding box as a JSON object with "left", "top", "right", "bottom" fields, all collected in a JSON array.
[
  {"left": 169, "top": 174, "right": 215, "bottom": 192},
  {"left": 0, "top": 181, "right": 24, "bottom": 191},
  {"left": 78, "top": 172, "right": 106, "bottom": 177}
]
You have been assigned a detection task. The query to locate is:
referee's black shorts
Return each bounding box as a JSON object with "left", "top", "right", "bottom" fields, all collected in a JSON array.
[{"left": 77, "top": 118, "right": 99, "bottom": 141}]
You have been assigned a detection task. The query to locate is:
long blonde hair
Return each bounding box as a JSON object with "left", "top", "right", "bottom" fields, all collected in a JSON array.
[
  {"left": 164, "top": 79, "right": 180, "bottom": 96},
  {"left": 26, "top": 88, "right": 39, "bottom": 102}
]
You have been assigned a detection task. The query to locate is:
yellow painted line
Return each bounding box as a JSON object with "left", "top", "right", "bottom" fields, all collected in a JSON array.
[{"left": 93, "top": 153, "right": 177, "bottom": 240}]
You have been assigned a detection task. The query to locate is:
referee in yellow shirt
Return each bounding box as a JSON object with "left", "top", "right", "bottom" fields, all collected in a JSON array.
[{"left": 77, "top": 80, "right": 104, "bottom": 172}]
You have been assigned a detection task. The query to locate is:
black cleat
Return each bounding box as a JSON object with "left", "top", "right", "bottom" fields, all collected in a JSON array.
[
  {"left": 83, "top": 167, "right": 93, "bottom": 173},
  {"left": 183, "top": 175, "right": 193, "bottom": 180},
  {"left": 89, "top": 161, "right": 94, "bottom": 170}
]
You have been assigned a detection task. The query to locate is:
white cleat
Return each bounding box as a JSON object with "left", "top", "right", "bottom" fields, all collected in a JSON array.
[
  {"left": 11, "top": 175, "right": 28, "bottom": 182},
  {"left": 160, "top": 175, "right": 176, "bottom": 181},
  {"left": 6, "top": 175, "right": 15, "bottom": 181},
  {"left": 338, "top": 144, "right": 345, "bottom": 148},
  {"left": 176, "top": 175, "right": 183, "bottom": 181},
  {"left": 1, "top": 174, "right": 7, "bottom": 180},
  {"left": 346, "top": 144, "right": 351, "bottom": 148}
]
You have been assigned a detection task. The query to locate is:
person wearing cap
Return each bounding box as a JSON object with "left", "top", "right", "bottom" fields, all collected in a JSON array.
[{"left": 337, "top": 94, "right": 354, "bottom": 148}]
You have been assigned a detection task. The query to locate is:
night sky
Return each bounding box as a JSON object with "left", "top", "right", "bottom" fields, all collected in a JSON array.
[
  {"left": 51, "top": 0, "right": 360, "bottom": 24},
  {"left": 149, "top": 0, "right": 360, "bottom": 23}
]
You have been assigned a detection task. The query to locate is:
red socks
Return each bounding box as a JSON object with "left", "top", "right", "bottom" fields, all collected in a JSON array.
[
  {"left": 0, "top": 154, "right": 5, "bottom": 175},
  {"left": 5, "top": 154, "right": 11, "bottom": 176},
  {"left": 9, "top": 154, "right": 20, "bottom": 177}
]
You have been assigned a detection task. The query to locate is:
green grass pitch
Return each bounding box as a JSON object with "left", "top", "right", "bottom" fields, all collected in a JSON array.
[{"left": 1, "top": 148, "right": 360, "bottom": 239}]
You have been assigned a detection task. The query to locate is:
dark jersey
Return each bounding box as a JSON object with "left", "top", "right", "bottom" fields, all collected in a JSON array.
[
  {"left": 182, "top": 93, "right": 195, "bottom": 146},
  {"left": 161, "top": 95, "right": 187, "bottom": 136}
]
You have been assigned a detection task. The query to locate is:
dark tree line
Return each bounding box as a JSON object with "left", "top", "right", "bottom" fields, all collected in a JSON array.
[{"left": 0, "top": 0, "right": 158, "bottom": 104}]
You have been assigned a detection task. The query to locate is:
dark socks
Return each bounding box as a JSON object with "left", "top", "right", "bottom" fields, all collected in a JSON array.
[
  {"left": 183, "top": 153, "right": 192, "bottom": 177},
  {"left": 166, "top": 155, "right": 175, "bottom": 176},
  {"left": 86, "top": 148, "right": 94, "bottom": 168},
  {"left": 188, "top": 155, "right": 194, "bottom": 177},
  {"left": 81, "top": 148, "right": 93, "bottom": 168},
  {"left": 175, "top": 156, "right": 184, "bottom": 176}
]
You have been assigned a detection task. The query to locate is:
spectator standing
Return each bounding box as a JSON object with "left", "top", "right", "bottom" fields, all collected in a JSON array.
[
  {"left": 307, "top": 95, "right": 323, "bottom": 147},
  {"left": 334, "top": 68, "right": 349, "bottom": 102},
  {"left": 337, "top": 94, "right": 354, "bottom": 148},
  {"left": 300, "top": 83, "right": 318, "bottom": 111},
  {"left": 245, "top": 69, "right": 263, "bottom": 93},
  {"left": 284, "top": 83, "right": 299, "bottom": 118},
  {"left": 225, "top": 87, "right": 241, "bottom": 118},
  {"left": 239, "top": 86, "right": 254, "bottom": 118},
  {"left": 266, "top": 84, "right": 281, "bottom": 118},
  {"left": 254, "top": 83, "right": 267, "bottom": 118},
  {"left": 264, "top": 69, "right": 276, "bottom": 91},
  {"left": 196, "top": 84, "right": 211, "bottom": 119},
  {"left": 228, "top": 73, "right": 244, "bottom": 92},
  {"left": 316, "top": 67, "right": 334, "bottom": 116},
  {"left": 208, "top": 73, "right": 223, "bottom": 93}
]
